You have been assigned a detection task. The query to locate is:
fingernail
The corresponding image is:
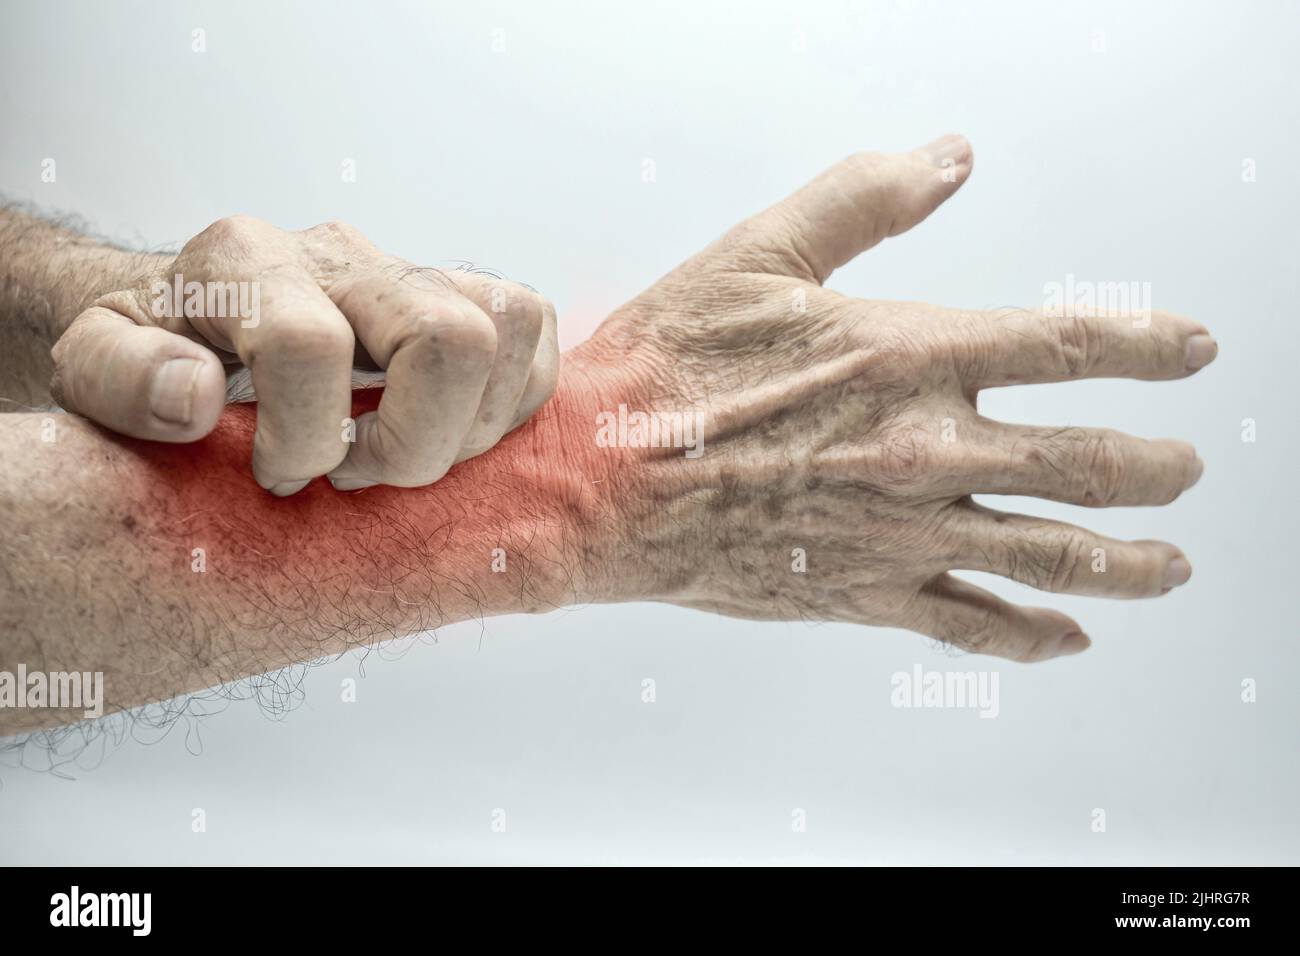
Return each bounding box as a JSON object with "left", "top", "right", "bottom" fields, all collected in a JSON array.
[
  {"left": 1162, "top": 557, "right": 1192, "bottom": 592},
  {"left": 329, "top": 477, "right": 376, "bottom": 492},
  {"left": 150, "top": 358, "right": 202, "bottom": 424},
  {"left": 1189, "top": 455, "right": 1205, "bottom": 487},
  {"left": 1056, "top": 632, "right": 1091, "bottom": 657},
  {"left": 920, "top": 133, "right": 970, "bottom": 169},
  {"left": 269, "top": 479, "right": 310, "bottom": 497},
  {"left": 1185, "top": 334, "right": 1218, "bottom": 371}
]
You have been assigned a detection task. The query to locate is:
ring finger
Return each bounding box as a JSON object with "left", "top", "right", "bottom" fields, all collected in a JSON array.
[{"left": 945, "top": 499, "right": 1192, "bottom": 598}]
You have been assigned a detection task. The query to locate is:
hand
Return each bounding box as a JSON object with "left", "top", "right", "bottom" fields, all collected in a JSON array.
[
  {"left": 49, "top": 217, "right": 559, "bottom": 494},
  {"left": 569, "top": 134, "right": 1217, "bottom": 662}
]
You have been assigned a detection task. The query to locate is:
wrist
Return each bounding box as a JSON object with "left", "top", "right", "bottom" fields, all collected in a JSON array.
[
  {"left": 535, "top": 341, "right": 694, "bottom": 608},
  {"left": 458, "top": 349, "right": 641, "bottom": 609}
]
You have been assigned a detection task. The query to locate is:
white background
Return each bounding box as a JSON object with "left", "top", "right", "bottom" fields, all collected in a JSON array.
[{"left": 1, "top": 0, "right": 1296, "bottom": 864}]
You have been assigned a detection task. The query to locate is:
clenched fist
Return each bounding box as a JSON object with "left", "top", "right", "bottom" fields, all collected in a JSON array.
[{"left": 50, "top": 217, "right": 559, "bottom": 493}]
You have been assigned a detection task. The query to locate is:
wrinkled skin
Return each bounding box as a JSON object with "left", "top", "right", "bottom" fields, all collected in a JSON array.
[
  {"left": 50, "top": 218, "right": 559, "bottom": 494},
  {"left": 567, "top": 134, "right": 1215, "bottom": 661}
]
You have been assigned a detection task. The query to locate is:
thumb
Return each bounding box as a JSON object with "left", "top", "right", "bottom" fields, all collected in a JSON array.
[
  {"left": 51, "top": 305, "right": 227, "bottom": 441},
  {"left": 724, "top": 133, "right": 974, "bottom": 285}
]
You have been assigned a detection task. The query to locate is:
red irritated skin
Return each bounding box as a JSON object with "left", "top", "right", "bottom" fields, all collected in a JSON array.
[{"left": 0, "top": 347, "right": 651, "bottom": 735}]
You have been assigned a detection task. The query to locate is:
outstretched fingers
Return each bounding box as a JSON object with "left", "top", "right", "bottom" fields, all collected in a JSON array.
[
  {"left": 905, "top": 573, "right": 1091, "bottom": 663},
  {"left": 952, "top": 308, "right": 1218, "bottom": 389},
  {"left": 945, "top": 500, "right": 1192, "bottom": 599},
  {"left": 715, "top": 134, "right": 974, "bottom": 284}
]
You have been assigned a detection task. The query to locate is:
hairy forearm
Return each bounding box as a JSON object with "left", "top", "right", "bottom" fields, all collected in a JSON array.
[
  {"left": 0, "top": 206, "right": 167, "bottom": 406},
  {"left": 0, "top": 367, "right": 629, "bottom": 736}
]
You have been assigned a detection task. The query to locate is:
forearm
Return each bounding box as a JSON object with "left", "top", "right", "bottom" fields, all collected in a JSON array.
[
  {"left": 0, "top": 206, "right": 167, "bottom": 406},
  {"left": 0, "top": 366, "right": 626, "bottom": 736}
]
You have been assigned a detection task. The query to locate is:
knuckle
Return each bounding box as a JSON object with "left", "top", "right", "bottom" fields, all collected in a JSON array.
[
  {"left": 524, "top": 288, "right": 552, "bottom": 324},
  {"left": 845, "top": 151, "right": 912, "bottom": 211},
  {"left": 49, "top": 311, "right": 109, "bottom": 376},
  {"left": 388, "top": 303, "right": 497, "bottom": 369},
  {"left": 1008, "top": 524, "right": 1086, "bottom": 593},
  {"left": 311, "top": 219, "right": 362, "bottom": 240},
  {"left": 1042, "top": 530, "right": 1088, "bottom": 593},
  {"left": 946, "top": 312, "right": 998, "bottom": 382},
  {"left": 1078, "top": 431, "right": 1126, "bottom": 506},
  {"left": 198, "top": 214, "right": 264, "bottom": 247},
  {"left": 1029, "top": 427, "right": 1127, "bottom": 506},
  {"left": 250, "top": 312, "right": 353, "bottom": 366},
  {"left": 441, "top": 303, "right": 499, "bottom": 358},
  {"left": 496, "top": 286, "right": 547, "bottom": 337},
  {"left": 303, "top": 220, "right": 374, "bottom": 255},
  {"left": 862, "top": 423, "right": 932, "bottom": 490},
  {"left": 947, "top": 604, "right": 1004, "bottom": 656},
  {"left": 1053, "top": 315, "right": 1100, "bottom": 379}
]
